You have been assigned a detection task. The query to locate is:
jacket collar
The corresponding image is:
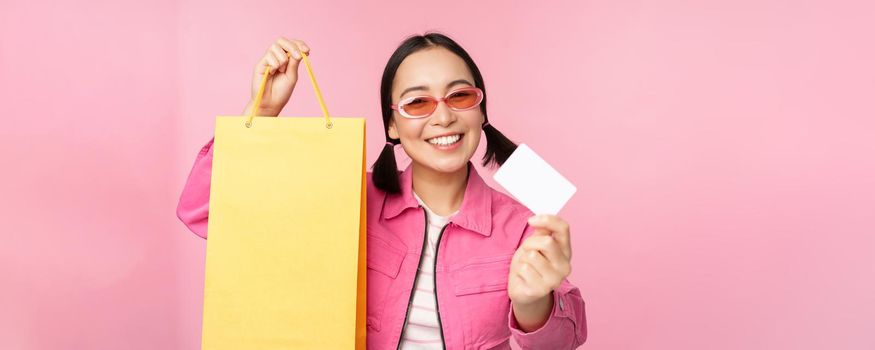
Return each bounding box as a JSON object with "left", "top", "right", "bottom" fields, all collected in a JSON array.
[{"left": 382, "top": 162, "right": 493, "bottom": 237}]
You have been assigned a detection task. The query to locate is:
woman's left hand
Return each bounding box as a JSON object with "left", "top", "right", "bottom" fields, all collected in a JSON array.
[{"left": 508, "top": 214, "right": 573, "bottom": 307}]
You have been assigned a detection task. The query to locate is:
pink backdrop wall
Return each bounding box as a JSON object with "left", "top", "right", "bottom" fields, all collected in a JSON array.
[{"left": 2, "top": 0, "right": 873, "bottom": 349}]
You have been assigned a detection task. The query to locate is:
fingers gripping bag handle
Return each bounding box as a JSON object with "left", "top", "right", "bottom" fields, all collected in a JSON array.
[{"left": 246, "top": 52, "right": 333, "bottom": 129}]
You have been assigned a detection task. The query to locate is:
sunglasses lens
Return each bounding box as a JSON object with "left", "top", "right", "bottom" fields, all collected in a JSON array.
[
  {"left": 446, "top": 89, "right": 481, "bottom": 109},
  {"left": 401, "top": 97, "right": 437, "bottom": 117}
]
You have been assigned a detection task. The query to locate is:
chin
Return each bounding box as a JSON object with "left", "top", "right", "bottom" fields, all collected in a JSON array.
[
  {"left": 429, "top": 158, "right": 470, "bottom": 173},
  {"left": 409, "top": 150, "right": 471, "bottom": 174}
]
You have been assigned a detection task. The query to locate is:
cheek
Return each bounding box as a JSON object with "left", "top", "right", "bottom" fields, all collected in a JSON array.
[
  {"left": 465, "top": 132, "right": 482, "bottom": 153},
  {"left": 463, "top": 112, "right": 485, "bottom": 137},
  {"left": 397, "top": 124, "right": 421, "bottom": 140},
  {"left": 464, "top": 110, "right": 485, "bottom": 127},
  {"left": 394, "top": 120, "right": 426, "bottom": 143}
]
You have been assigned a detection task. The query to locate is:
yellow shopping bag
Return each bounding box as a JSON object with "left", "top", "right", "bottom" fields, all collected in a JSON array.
[{"left": 202, "top": 53, "right": 366, "bottom": 350}]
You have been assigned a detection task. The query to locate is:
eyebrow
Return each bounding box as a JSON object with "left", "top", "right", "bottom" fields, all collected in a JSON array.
[{"left": 399, "top": 79, "right": 474, "bottom": 99}]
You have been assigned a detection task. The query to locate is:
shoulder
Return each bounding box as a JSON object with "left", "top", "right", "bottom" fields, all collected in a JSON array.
[
  {"left": 487, "top": 184, "right": 533, "bottom": 219},
  {"left": 482, "top": 180, "right": 535, "bottom": 244},
  {"left": 365, "top": 170, "right": 384, "bottom": 200},
  {"left": 365, "top": 170, "right": 391, "bottom": 197},
  {"left": 364, "top": 171, "right": 385, "bottom": 225},
  {"left": 365, "top": 170, "right": 402, "bottom": 216}
]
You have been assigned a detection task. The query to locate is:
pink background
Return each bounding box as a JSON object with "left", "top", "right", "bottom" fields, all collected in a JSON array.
[{"left": 2, "top": 0, "right": 873, "bottom": 349}]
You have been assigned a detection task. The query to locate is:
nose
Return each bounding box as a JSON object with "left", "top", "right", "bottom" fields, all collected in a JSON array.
[{"left": 429, "top": 100, "right": 457, "bottom": 127}]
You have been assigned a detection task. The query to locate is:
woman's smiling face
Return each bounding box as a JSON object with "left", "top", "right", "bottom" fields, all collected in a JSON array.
[{"left": 388, "top": 47, "right": 485, "bottom": 174}]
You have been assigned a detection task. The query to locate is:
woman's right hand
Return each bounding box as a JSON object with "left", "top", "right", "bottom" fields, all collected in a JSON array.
[{"left": 243, "top": 37, "right": 310, "bottom": 117}]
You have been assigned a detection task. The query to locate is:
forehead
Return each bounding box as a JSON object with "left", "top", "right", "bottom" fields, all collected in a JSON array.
[{"left": 392, "top": 47, "right": 474, "bottom": 93}]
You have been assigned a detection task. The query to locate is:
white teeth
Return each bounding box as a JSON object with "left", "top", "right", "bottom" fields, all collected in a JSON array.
[{"left": 427, "top": 134, "right": 461, "bottom": 146}]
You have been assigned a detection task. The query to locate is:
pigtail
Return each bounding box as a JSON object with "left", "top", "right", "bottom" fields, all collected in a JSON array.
[
  {"left": 371, "top": 140, "right": 401, "bottom": 194},
  {"left": 481, "top": 121, "right": 518, "bottom": 168}
]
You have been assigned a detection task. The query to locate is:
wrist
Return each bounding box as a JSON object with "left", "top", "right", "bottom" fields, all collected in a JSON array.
[
  {"left": 243, "top": 100, "right": 280, "bottom": 117},
  {"left": 511, "top": 292, "right": 554, "bottom": 332}
]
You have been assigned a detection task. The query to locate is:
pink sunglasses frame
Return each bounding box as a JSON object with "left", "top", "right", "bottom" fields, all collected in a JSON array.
[{"left": 390, "top": 86, "right": 484, "bottom": 119}]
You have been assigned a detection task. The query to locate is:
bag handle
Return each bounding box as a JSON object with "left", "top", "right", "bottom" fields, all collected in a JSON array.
[{"left": 245, "top": 51, "right": 333, "bottom": 129}]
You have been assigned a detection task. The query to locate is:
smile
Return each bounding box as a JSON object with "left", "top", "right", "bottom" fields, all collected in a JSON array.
[{"left": 427, "top": 134, "right": 462, "bottom": 146}]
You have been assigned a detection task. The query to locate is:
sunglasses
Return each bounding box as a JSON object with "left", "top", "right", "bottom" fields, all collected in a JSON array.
[{"left": 390, "top": 87, "right": 484, "bottom": 119}]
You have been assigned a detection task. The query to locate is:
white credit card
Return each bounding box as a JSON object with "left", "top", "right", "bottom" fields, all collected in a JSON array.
[{"left": 493, "top": 143, "right": 577, "bottom": 215}]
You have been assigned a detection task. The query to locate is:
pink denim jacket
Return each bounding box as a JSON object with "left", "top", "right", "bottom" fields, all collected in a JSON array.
[{"left": 177, "top": 137, "right": 587, "bottom": 349}]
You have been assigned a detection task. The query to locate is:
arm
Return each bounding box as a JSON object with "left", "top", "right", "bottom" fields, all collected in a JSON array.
[
  {"left": 175, "top": 96, "right": 286, "bottom": 239},
  {"left": 508, "top": 278, "right": 587, "bottom": 349},
  {"left": 507, "top": 217, "right": 588, "bottom": 349},
  {"left": 176, "top": 137, "right": 215, "bottom": 239},
  {"left": 176, "top": 38, "right": 311, "bottom": 238}
]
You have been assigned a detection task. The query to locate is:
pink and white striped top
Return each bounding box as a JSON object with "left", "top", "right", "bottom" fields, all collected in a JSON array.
[{"left": 399, "top": 192, "right": 459, "bottom": 349}]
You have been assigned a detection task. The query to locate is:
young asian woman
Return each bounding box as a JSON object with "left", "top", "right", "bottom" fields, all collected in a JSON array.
[{"left": 177, "top": 32, "right": 586, "bottom": 350}]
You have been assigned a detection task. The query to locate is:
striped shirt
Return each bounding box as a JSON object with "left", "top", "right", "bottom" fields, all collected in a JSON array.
[{"left": 399, "top": 192, "right": 458, "bottom": 349}]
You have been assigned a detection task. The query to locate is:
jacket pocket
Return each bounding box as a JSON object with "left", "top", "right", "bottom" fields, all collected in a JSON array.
[
  {"left": 452, "top": 254, "right": 514, "bottom": 295},
  {"left": 451, "top": 254, "right": 514, "bottom": 349},
  {"left": 366, "top": 233, "right": 406, "bottom": 332}
]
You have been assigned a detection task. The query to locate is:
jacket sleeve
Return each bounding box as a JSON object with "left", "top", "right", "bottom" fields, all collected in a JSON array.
[
  {"left": 175, "top": 137, "right": 215, "bottom": 239},
  {"left": 507, "top": 224, "right": 588, "bottom": 349}
]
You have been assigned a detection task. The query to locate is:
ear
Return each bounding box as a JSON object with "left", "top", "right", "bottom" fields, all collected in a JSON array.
[{"left": 387, "top": 117, "right": 400, "bottom": 140}]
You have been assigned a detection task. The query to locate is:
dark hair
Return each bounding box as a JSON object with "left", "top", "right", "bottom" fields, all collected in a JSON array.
[{"left": 371, "top": 32, "right": 518, "bottom": 194}]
